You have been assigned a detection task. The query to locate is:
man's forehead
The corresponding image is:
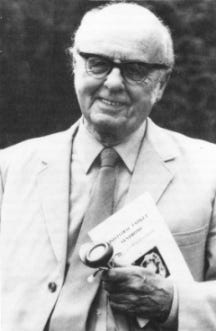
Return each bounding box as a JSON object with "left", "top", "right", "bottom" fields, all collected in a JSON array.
[
  {"left": 76, "top": 25, "right": 165, "bottom": 64},
  {"left": 74, "top": 4, "right": 167, "bottom": 64}
]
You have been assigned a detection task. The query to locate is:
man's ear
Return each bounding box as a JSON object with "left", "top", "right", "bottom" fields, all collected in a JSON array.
[
  {"left": 67, "top": 47, "right": 77, "bottom": 73},
  {"left": 71, "top": 51, "right": 77, "bottom": 74},
  {"left": 151, "top": 70, "right": 171, "bottom": 104},
  {"left": 72, "top": 55, "right": 77, "bottom": 68}
]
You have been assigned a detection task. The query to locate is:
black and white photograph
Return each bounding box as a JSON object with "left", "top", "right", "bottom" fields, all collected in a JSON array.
[
  {"left": 1, "top": 1, "right": 216, "bottom": 330},
  {"left": 134, "top": 246, "right": 170, "bottom": 278}
]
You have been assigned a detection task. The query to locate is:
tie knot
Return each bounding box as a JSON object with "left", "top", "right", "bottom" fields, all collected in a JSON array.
[{"left": 100, "top": 148, "right": 119, "bottom": 167}]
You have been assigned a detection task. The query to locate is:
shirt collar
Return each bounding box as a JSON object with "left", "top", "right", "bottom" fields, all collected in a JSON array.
[
  {"left": 114, "top": 123, "right": 146, "bottom": 172},
  {"left": 74, "top": 118, "right": 146, "bottom": 174}
]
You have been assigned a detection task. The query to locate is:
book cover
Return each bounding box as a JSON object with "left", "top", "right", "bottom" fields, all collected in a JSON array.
[{"left": 88, "top": 193, "right": 193, "bottom": 283}]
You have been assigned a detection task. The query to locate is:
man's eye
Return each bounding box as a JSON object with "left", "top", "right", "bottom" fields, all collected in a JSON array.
[
  {"left": 88, "top": 57, "right": 109, "bottom": 73},
  {"left": 126, "top": 63, "right": 150, "bottom": 81}
]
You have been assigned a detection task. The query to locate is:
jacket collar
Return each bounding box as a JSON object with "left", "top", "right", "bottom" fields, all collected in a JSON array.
[
  {"left": 125, "top": 118, "right": 179, "bottom": 205},
  {"left": 37, "top": 121, "right": 79, "bottom": 268}
]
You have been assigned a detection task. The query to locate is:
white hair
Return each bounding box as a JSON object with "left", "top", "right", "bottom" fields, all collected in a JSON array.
[{"left": 70, "top": 2, "right": 174, "bottom": 68}]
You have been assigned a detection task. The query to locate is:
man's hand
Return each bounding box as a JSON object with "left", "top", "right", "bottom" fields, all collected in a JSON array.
[{"left": 102, "top": 266, "right": 174, "bottom": 323}]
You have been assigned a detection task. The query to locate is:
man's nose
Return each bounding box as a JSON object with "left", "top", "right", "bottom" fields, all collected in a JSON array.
[{"left": 103, "top": 68, "right": 125, "bottom": 91}]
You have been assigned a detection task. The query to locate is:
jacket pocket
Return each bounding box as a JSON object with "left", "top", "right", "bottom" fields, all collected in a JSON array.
[
  {"left": 173, "top": 224, "right": 208, "bottom": 247},
  {"left": 172, "top": 225, "right": 208, "bottom": 280}
]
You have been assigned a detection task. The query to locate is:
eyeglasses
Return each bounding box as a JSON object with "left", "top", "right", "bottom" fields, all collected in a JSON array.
[{"left": 77, "top": 51, "right": 170, "bottom": 84}]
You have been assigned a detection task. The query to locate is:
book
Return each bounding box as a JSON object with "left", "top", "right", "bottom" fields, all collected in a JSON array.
[
  {"left": 88, "top": 193, "right": 192, "bottom": 282},
  {"left": 88, "top": 193, "right": 193, "bottom": 327}
]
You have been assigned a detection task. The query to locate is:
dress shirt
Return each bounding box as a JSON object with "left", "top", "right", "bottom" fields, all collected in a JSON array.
[
  {"left": 68, "top": 119, "right": 146, "bottom": 254},
  {"left": 66, "top": 118, "right": 177, "bottom": 330}
]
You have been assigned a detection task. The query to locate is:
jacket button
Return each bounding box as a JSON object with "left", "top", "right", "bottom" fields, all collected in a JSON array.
[{"left": 48, "top": 282, "right": 57, "bottom": 292}]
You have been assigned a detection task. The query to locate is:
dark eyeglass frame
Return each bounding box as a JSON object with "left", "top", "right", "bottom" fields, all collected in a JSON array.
[{"left": 77, "top": 50, "right": 170, "bottom": 84}]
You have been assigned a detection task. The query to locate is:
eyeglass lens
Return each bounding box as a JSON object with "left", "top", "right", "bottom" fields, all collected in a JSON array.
[
  {"left": 87, "top": 56, "right": 152, "bottom": 82},
  {"left": 79, "top": 52, "right": 168, "bottom": 83}
]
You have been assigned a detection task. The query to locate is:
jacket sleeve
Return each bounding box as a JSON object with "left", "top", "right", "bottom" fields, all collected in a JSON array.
[
  {"left": 177, "top": 193, "right": 216, "bottom": 331},
  {"left": 0, "top": 152, "right": 4, "bottom": 223},
  {"left": 0, "top": 148, "right": 13, "bottom": 225}
]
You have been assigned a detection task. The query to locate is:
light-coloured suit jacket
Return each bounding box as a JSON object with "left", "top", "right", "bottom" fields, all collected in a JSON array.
[{"left": 1, "top": 118, "right": 216, "bottom": 331}]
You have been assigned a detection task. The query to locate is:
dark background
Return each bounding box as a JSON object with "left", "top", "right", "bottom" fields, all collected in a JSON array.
[{"left": 1, "top": 0, "right": 216, "bottom": 148}]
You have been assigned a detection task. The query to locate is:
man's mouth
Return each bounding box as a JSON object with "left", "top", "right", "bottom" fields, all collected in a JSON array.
[{"left": 99, "top": 98, "right": 126, "bottom": 107}]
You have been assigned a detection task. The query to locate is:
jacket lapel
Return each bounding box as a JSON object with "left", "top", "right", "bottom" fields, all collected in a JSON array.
[
  {"left": 36, "top": 118, "right": 178, "bottom": 267},
  {"left": 37, "top": 122, "right": 79, "bottom": 268},
  {"left": 126, "top": 119, "right": 179, "bottom": 205}
]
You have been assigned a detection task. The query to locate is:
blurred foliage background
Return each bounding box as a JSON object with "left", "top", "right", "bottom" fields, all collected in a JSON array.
[{"left": 1, "top": 0, "right": 216, "bottom": 148}]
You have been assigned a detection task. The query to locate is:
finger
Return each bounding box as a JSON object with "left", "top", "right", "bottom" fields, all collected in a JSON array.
[
  {"left": 109, "top": 292, "right": 163, "bottom": 319},
  {"left": 109, "top": 300, "right": 147, "bottom": 316},
  {"left": 111, "top": 256, "right": 132, "bottom": 267},
  {"left": 102, "top": 267, "right": 149, "bottom": 294},
  {"left": 103, "top": 278, "right": 128, "bottom": 293},
  {"left": 101, "top": 268, "right": 125, "bottom": 281},
  {"left": 102, "top": 266, "right": 144, "bottom": 281},
  {"left": 109, "top": 293, "right": 139, "bottom": 304},
  {"left": 109, "top": 301, "right": 134, "bottom": 314},
  {"left": 103, "top": 272, "right": 145, "bottom": 295}
]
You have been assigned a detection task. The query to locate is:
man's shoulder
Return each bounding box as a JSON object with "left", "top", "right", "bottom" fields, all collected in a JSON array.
[
  {"left": 0, "top": 129, "right": 66, "bottom": 158},
  {"left": 148, "top": 119, "right": 216, "bottom": 165},
  {"left": 150, "top": 119, "right": 216, "bottom": 151},
  {"left": 0, "top": 122, "right": 79, "bottom": 170},
  {"left": 165, "top": 126, "right": 216, "bottom": 155}
]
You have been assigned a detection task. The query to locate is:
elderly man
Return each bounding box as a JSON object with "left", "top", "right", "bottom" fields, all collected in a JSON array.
[{"left": 1, "top": 3, "right": 216, "bottom": 331}]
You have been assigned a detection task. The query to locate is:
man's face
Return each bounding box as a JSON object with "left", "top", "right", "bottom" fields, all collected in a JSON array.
[{"left": 73, "top": 24, "right": 166, "bottom": 144}]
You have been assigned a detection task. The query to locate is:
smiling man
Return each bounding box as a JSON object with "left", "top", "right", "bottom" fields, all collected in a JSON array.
[
  {"left": 72, "top": 5, "right": 172, "bottom": 145},
  {"left": 1, "top": 3, "right": 216, "bottom": 331}
]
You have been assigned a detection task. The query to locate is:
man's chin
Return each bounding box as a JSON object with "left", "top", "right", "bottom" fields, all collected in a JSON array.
[
  {"left": 88, "top": 115, "right": 128, "bottom": 144},
  {"left": 92, "top": 114, "right": 125, "bottom": 131},
  {"left": 93, "top": 116, "right": 125, "bottom": 134}
]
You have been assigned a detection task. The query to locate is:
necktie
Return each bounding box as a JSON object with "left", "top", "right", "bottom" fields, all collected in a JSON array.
[
  {"left": 81, "top": 147, "right": 119, "bottom": 233},
  {"left": 49, "top": 148, "right": 119, "bottom": 331}
]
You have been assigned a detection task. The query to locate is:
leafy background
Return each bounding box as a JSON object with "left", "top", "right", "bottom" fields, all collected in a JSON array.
[{"left": 1, "top": 0, "right": 216, "bottom": 147}]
